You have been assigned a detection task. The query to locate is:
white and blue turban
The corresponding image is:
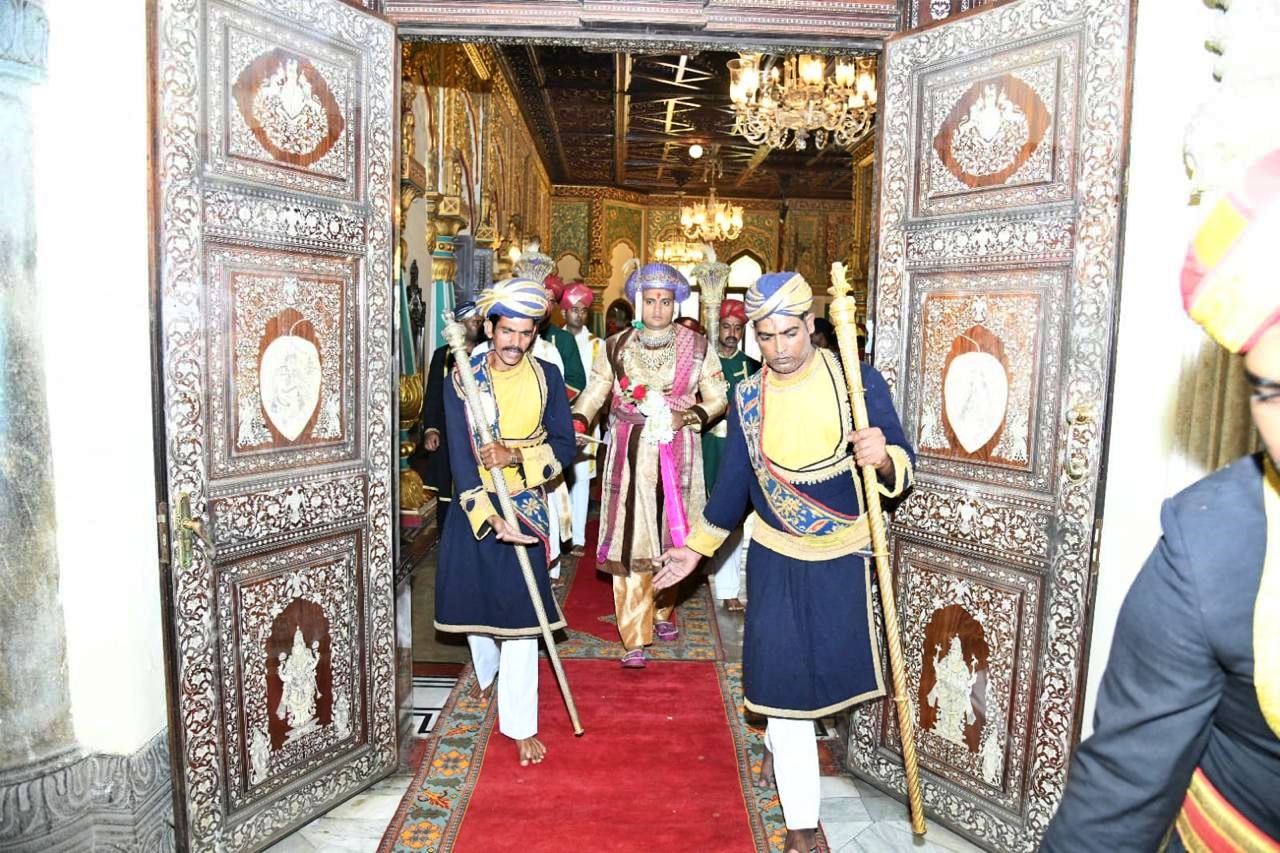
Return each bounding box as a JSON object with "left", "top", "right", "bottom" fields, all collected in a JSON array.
[
  {"left": 477, "top": 277, "right": 550, "bottom": 321},
  {"left": 745, "top": 271, "right": 813, "bottom": 322},
  {"left": 624, "top": 262, "right": 691, "bottom": 304},
  {"left": 453, "top": 299, "right": 478, "bottom": 320}
]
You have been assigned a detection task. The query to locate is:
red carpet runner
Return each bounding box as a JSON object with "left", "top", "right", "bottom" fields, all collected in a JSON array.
[
  {"left": 451, "top": 658, "right": 754, "bottom": 852},
  {"left": 380, "top": 518, "right": 831, "bottom": 852},
  {"left": 558, "top": 520, "right": 620, "bottom": 643}
]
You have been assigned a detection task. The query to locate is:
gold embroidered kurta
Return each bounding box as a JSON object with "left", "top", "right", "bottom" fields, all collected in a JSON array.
[{"left": 572, "top": 325, "right": 727, "bottom": 575}]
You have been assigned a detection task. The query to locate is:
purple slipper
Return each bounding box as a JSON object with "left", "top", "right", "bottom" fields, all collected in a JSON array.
[
  {"left": 654, "top": 620, "right": 679, "bottom": 641},
  {"left": 620, "top": 649, "right": 646, "bottom": 669}
]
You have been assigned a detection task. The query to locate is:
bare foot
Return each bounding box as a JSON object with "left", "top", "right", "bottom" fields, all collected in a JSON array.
[
  {"left": 517, "top": 735, "right": 547, "bottom": 766},
  {"left": 468, "top": 679, "right": 494, "bottom": 702},
  {"left": 725, "top": 597, "right": 746, "bottom": 613},
  {"left": 783, "top": 828, "right": 817, "bottom": 853},
  {"left": 755, "top": 750, "right": 775, "bottom": 789}
]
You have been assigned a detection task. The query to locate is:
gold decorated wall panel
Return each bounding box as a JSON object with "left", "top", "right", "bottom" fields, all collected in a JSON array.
[{"left": 402, "top": 43, "right": 551, "bottom": 265}]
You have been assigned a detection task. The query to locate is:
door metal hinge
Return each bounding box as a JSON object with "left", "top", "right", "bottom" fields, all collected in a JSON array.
[
  {"left": 1090, "top": 516, "right": 1104, "bottom": 569},
  {"left": 157, "top": 500, "right": 171, "bottom": 567}
]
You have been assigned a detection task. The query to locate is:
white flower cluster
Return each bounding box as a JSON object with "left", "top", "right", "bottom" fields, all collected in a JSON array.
[{"left": 638, "top": 388, "right": 675, "bottom": 446}]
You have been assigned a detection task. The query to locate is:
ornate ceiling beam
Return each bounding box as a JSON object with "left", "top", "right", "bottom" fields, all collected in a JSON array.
[
  {"left": 388, "top": 1, "right": 897, "bottom": 46},
  {"left": 613, "top": 52, "right": 631, "bottom": 186},
  {"left": 490, "top": 45, "right": 571, "bottom": 181}
]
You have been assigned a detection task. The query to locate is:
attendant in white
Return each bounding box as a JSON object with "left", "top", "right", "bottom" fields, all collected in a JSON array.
[{"left": 559, "top": 281, "right": 602, "bottom": 555}]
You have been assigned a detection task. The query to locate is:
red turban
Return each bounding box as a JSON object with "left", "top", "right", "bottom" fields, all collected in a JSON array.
[
  {"left": 719, "top": 299, "right": 748, "bottom": 322},
  {"left": 560, "top": 282, "right": 594, "bottom": 309},
  {"left": 543, "top": 274, "right": 566, "bottom": 304}
]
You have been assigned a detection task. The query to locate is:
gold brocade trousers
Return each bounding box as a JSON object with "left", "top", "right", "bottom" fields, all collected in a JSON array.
[{"left": 613, "top": 572, "right": 677, "bottom": 650}]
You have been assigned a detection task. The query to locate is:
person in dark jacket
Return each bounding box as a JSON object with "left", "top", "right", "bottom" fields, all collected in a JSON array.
[
  {"left": 421, "top": 300, "right": 484, "bottom": 528},
  {"left": 1041, "top": 150, "right": 1280, "bottom": 852}
]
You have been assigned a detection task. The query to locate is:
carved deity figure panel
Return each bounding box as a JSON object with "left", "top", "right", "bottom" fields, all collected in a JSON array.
[
  {"left": 890, "top": 544, "right": 1042, "bottom": 810},
  {"left": 207, "top": 244, "right": 359, "bottom": 479},
  {"left": 221, "top": 541, "right": 363, "bottom": 809},
  {"left": 920, "top": 605, "right": 989, "bottom": 752},
  {"left": 266, "top": 600, "right": 333, "bottom": 751},
  {"left": 917, "top": 291, "right": 1040, "bottom": 470},
  {"left": 277, "top": 626, "right": 322, "bottom": 740}
]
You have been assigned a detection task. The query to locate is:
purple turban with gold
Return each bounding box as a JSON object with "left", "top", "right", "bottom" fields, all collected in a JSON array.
[
  {"left": 745, "top": 271, "right": 813, "bottom": 322},
  {"left": 624, "top": 262, "right": 691, "bottom": 303}
]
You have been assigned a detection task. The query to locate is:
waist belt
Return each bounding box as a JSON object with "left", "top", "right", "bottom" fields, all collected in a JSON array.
[
  {"left": 749, "top": 512, "right": 871, "bottom": 562},
  {"left": 1176, "top": 767, "right": 1280, "bottom": 852}
]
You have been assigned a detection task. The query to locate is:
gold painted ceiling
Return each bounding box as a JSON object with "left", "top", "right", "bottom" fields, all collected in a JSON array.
[{"left": 496, "top": 46, "right": 873, "bottom": 201}]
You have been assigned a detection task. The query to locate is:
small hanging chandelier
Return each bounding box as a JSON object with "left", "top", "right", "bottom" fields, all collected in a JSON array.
[
  {"left": 679, "top": 184, "right": 743, "bottom": 243},
  {"left": 727, "top": 53, "right": 877, "bottom": 151}
]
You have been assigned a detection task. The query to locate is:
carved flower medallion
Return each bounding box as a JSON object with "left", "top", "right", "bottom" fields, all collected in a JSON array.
[
  {"left": 933, "top": 74, "right": 1051, "bottom": 189},
  {"left": 233, "top": 48, "right": 345, "bottom": 168}
]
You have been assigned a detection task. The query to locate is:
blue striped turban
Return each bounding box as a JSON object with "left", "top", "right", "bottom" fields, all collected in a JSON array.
[
  {"left": 624, "top": 263, "right": 691, "bottom": 303},
  {"left": 745, "top": 272, "right": 813, "bottom": 322},
  {"left": 453, "top": 300, "right": 478, "bottom": 320},
  {"left": 477, "top": 278, "right": 549, "bottom": 321}
]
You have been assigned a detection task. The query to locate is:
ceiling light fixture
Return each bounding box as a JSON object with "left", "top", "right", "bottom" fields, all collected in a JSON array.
[
  {"left": 679, "top": 181, "right": 742, "bottom": 243},
  {"left": 727, "top": 53, "right": 877, "bottom": 151},
  {"left": 688, "top": 143, "right": 704, "bottom": 160}
]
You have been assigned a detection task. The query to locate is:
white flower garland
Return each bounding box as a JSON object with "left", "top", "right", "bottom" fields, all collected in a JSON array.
[{"left": 638, "top": 388, "right": 675, "bottom": 446}]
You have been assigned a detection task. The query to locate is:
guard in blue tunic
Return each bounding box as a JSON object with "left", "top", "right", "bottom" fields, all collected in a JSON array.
[
  {"left": 655, "top": 271, "right": 914, "bottom": 853},
  {"left": 434, "top": 277, "right": 576, "bottom": 767}
]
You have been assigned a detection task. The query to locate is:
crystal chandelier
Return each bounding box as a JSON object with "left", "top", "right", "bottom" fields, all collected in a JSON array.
[
  {"left": 727, "top": 53, "right": 877, "bottom": 151},
  {"left": 679, "top": 184, "right": 743, "bottom": 243},
  {"left": 651, "top": 238, "right": 708, "bottom": 268}
]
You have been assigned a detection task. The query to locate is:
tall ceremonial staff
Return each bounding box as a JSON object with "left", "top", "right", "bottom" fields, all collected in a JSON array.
[
  {"left": 440, "top": 313, "right": 585, "bottom": 737},
  {"left": 828, "top": 262, "right": 925, "bottom": 835}
]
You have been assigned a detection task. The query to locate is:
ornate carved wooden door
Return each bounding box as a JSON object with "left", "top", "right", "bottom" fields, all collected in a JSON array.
[
  {"left": 849, "top": 1, "right": 1135, "bottom": 851},
  {"left": 151, "top": 0, "right": 396, "bottom": 849}
]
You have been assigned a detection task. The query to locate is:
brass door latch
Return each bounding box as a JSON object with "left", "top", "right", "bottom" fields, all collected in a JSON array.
[{"left": 174, "top": 492, "right": 216, "bottom": 568}]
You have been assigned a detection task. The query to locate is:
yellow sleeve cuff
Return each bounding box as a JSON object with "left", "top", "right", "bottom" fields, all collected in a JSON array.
[
  {"left": 519, "top": 442, "right": 562, "bottom": 489},
  {"left": 458, "top": 486, "right": 498, "bottom": 539},
  {"left": 876, "top": 445, "right": 913, "bottom": 498},
  {"left": 686, "top": 516, "right": 731, "bottom": 557}
]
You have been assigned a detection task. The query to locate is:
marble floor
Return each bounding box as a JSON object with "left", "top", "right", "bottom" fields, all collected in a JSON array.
[{"left": 266, "top": 591, "right": 991, "bottom": 853}]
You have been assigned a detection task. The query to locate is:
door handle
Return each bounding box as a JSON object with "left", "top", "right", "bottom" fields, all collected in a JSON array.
[
  {"left": 1064, "top": 403, "right": 1096, "bottom": 484},
  {"left": 175, "top": 492, "right": 217, "bottom": 567}
]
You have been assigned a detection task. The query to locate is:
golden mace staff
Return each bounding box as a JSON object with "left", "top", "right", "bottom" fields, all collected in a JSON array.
[
  {"left": 441, "top": 314, "right": 584, "bottom": 737},
  {"left": 828, "top": 262, "right": 925, "bottom": 835}
]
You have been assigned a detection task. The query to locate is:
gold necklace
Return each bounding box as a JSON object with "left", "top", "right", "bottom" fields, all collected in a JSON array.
[{"left": 624, "top": 334, "right": 676, "bottom": 380}]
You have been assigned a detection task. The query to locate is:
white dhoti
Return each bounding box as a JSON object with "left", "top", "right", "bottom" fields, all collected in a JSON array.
[
  {"left": 569, "top": 455, "right": 592, "bottom": 548},
  {"left": 467, "top": 635, "right": 539, "bottom": 740},
  {"left": 710, "top": 524, "right": 745, "bottom": 600},
  {"left": 765, "top": 716, "right": 820, "bottom": 830},
  {"left": 547, "top": 497, "right": 562, "bottom": 579}
]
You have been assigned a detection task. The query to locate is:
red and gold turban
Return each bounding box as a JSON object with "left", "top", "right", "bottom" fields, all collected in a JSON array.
[{"left": 1181, "top": 149, "right": 1280, "bottom": 353}]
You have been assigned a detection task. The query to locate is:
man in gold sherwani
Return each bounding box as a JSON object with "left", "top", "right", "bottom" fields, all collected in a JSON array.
[{"left": 571, "top": 262, "right": 727, "bottom": 668}]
